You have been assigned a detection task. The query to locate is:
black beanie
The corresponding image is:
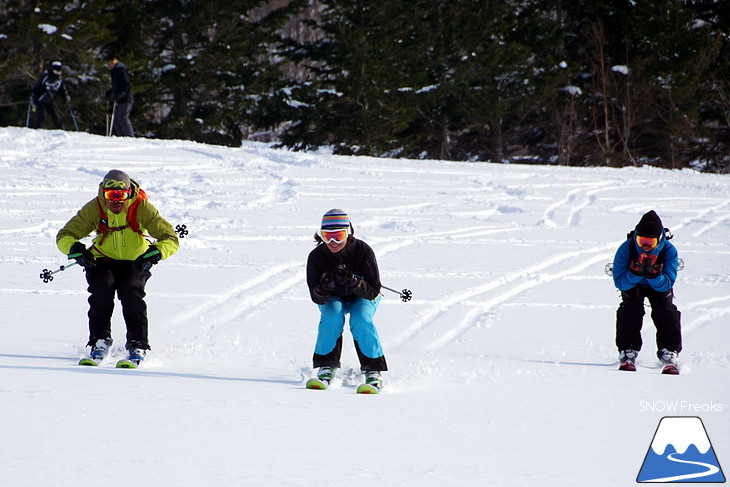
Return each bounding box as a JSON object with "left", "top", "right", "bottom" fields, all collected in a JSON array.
[{"left": 635, "top": 210, "right": 663, "bottom": 238}]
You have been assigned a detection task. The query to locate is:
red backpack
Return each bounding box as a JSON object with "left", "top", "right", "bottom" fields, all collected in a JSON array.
[{"left": 96, "top": 188, "right": 148, "bottom": 244}]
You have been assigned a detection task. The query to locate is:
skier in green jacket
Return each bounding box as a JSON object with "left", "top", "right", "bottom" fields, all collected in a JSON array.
[{"left": 57, "top": 169, "right": 178, "bottom": 364}]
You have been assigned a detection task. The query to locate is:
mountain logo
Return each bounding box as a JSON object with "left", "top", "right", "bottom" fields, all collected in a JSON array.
[{"left": 637, "top": 416, "right": 725, "bottom": 483}]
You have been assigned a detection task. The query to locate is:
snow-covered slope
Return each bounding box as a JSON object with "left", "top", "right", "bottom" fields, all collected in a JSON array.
[{"left": 1, "top": 127, "right": 728, "bottom": 486}]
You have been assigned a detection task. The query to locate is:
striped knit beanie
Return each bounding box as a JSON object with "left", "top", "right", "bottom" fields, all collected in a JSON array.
[{"left": 321, "top": 209, "right": 350, "bottom": 229}]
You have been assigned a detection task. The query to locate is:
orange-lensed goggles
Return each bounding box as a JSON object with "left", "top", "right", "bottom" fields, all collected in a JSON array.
[
  {"left": 103, "top": 188, "right": 131, "bottom": 202},
  {"left": 319, "top": 227, "right": 350, "bottom": 244},
  {"left": 636, "top": 235, "right": 659, "bottom": 249}
]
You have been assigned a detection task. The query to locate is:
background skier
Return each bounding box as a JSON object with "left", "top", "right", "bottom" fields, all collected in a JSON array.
[
  {"left": 104, "top": 54, "right": 134, "bottom": 136},
  {"left": 30, "top": 61, "right": 69, "bottom": 129},
  {"left": 305, "top": 209, "right": 388, "bottom": 392},
  {"left": 612, "top": 210, "right": 682, "bottom": 373},
  {"left": 56, "top": 169, "right": 178, "bottom": 365}
]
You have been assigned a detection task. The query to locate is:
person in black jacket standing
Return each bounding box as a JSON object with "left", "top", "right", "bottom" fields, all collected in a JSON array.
[
  {"left": 104, "top": 54, "right": 134, "bottom": 136},
  {"left": 305, "top": 209, "right": 388, "bottom": 391},
  {"left": 30, "top": 61, "right": 69, "bottom": 129}
]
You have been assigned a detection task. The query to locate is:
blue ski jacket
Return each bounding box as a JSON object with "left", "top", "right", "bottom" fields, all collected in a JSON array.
[{"left": 612, "top": 229, "right": 678, "bottom": 293}]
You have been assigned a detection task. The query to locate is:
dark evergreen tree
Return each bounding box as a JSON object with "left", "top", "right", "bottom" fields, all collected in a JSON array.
[
  {"left": 0, "top": 0, "right": 115, "bottom": 131},
  {"left": 103, "top": 0, "right": 304, "bottom": 146},
  {"left": 274, "top": 0, "right": 535, "bottom": 161}
]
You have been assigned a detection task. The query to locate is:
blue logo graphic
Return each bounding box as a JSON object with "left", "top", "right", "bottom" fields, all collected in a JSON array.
[{"left": 637, "top": 416, "right": 725, "bottom": 483}]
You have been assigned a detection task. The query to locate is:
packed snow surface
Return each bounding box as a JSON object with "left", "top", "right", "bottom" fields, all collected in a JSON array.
[{"left": 1, "top": 127, "right": 728, "bottom": 486}]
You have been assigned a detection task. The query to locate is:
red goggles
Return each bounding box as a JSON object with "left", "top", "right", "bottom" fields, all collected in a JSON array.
[
  {"left": 319, "top": 227, "right": 350, "bottom": 244},
  {"left": 103, "top": 188, "right": 131, "bottom": 202},
  {"left": 636, "top": 235, "right": 659, "bottom": 249}
]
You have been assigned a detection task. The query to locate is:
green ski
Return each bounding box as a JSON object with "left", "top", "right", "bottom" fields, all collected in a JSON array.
[
  {"left": 356, "top": 383, "right": 380, "bottom": 394},
  {"left": 305, "top": 378, "right": 329, "bottom": 390},
  {"left": 116, "top": 359, "right": 138, "bottom": 369}
]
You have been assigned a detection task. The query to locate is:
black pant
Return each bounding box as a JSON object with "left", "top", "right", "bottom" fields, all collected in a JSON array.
[
  {"left": 313, "top": 336, "right": 389, "bottom": 372},
  {"left": 615, "top": 286, "right": 682, "bottom": 354},
  {"left": 112, "top": 102, "right": 134, "bottom": 136},
  {"left": 32, "top": 101, "right": 62, "bottom": 129},
  {"left": 85, "top": 260, "right": 151, "bottom": 350}
]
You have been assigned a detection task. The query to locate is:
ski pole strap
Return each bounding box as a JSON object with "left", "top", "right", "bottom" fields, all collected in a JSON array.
[{"left": 142, "top": 248, "right": 161, "bottom": 259}]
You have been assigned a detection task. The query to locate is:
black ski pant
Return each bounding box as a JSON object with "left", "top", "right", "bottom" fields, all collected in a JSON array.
[
  {"left": 112, "top": 102, "right": 134, "bottom": 137},
  {"left": 32, "top": 101, "right": 62, "bottom": 129},
  {"left": 85, "top": 259, "right": 151, "bottom": 350},
  {"left": 615, "top": 286, "right": 682, "bottom": 355}
]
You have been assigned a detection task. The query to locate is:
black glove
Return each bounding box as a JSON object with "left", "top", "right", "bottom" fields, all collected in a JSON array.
[
  {"left": 629, "top": 260, "right": 645, "bottom": 276},
  {"left": 68, "top": 242, "right": 96, "bottom": 268},
  {"left": 318, "top": 271, "right": 336, "bottom": 293},
  {"left": 334, "top": 264, "right": 359, "bottom": 288},
  {"left": 644, "top": 262, "right": 663, "bottom": 279},
  {"left": 135, "top": 245, "right": 161, "bottom": 272},
  {"left": 629, "top": 253, "right": 651, "bottom": 276},
  {"left": 105, "top": 89, "right": 112, "bottom": 100}
]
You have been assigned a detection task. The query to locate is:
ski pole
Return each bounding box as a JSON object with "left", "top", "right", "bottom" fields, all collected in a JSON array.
[
  {"left": 108, "top": 102, "right": 116, "bottom": 136},
  {"left": 66, "top": 97, "right": 79, "bottom": 131},
  {"left": 381, "top": 284, "right": 412, "bottom": 302},
  {"left": 26, "top": 97, "right": 32, "bottom": 128},
  {"left": 40, "top": 261, "right": 78, "bottom": 283}
]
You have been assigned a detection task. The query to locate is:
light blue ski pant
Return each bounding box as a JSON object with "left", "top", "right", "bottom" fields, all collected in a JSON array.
[{"left": 315, "top": 296, "right": 384, "bottom": 359}]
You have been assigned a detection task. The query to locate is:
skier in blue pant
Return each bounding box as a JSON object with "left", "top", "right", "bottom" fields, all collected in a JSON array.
[{"left": 306, "top": 209, "right": 387, "bottom": 390}]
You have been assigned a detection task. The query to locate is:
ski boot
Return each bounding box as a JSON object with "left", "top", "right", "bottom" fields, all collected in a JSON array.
[
  {"left": 306, "top": 366, "right": 337, "bottom": 390},
  {"left": 618, "top": 349, "right": 637, "bottom": 372},
  {"left": 658, "top": 349, "right": 679, "bottom": 375},
  {"left": 116, "top": 348, "right": 146, "bottom": 369},
  {"left": 127, "top": 348, "right": 146, "bottom": 365},
  {"left": 356, "top": 371, "right": 383, "bottom": 394},
  {"left": 79, "top": 338, "right": 112, "bottom": 366}
]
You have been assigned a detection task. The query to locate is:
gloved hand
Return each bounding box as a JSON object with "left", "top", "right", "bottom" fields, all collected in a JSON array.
[
  {"left": 644, "top": 262, "right": 663, "bottom": 279},
  {"left": 314, "top": 272, "right": 337, "bottom": 296},
  {"left": 105, "top": 89, "right": 112, "bottom": 100},
  {"left": 135, "top": 245, "right": 161, "bottom": 272},
  {"left": 629, "top": 253, "right": 650, "bottom": 276},
  {"left": 65, "top": 93, "right": 71, "bottom": 103},
  {"left": 629, "top": 259, "right": 645, "bottom": 276},
  {"left": 334, "top": 265, "right": 359, "bottom": 288},
  {"left": 68, "top": 242, "right": 97, "bottom": 268}
]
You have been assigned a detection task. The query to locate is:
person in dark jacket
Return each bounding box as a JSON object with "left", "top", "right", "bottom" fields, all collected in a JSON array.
[
  {"left": 104, "top": 54, "right": 134, "bottom": 136},
  {"left": 30, "top": 61, "right": 69, "bottom": 129},
  {"left": 612, "top": 210, "right": 682, "bottom": 372},
  {"left": 306, "top": 209, "right": 388, "bottom": 390}
]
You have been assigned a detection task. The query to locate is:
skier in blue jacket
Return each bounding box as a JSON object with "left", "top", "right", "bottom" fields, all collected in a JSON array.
[{"left": 612, "top": 210, "right": 681, "bottom": 372}]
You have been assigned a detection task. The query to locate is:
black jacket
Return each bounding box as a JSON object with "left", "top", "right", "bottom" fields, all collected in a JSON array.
[
  {"left": 109, "top": 62, "right": 133, "bottom": 104},
  {"left": 306, "top": 238, "right": 381, "bottom": 304},
  {"left": 32, "top": 69, "right": 67, "bottom": 105}
]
